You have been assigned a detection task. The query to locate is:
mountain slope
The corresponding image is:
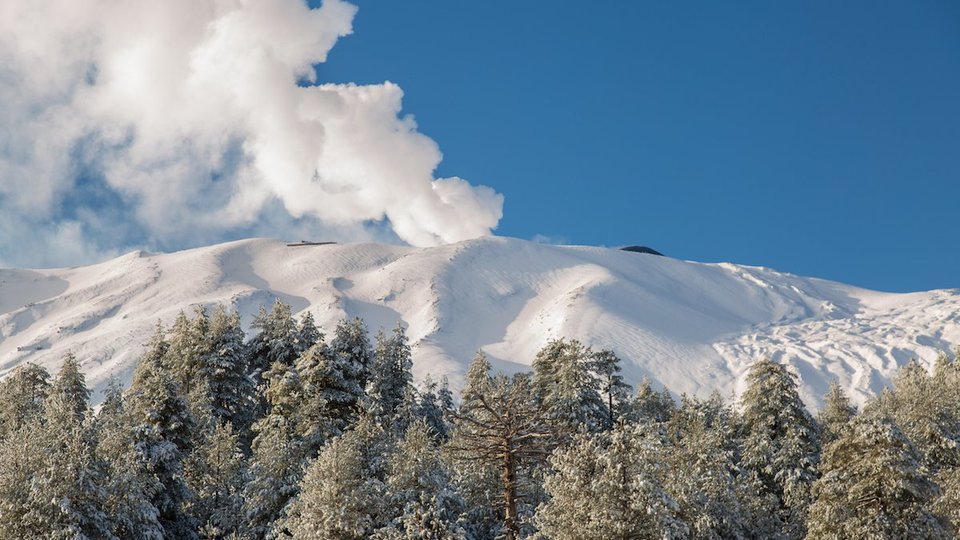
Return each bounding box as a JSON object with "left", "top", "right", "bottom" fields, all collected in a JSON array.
[{"left": 2, "top": 237, "right": 958, "bottom": 408}]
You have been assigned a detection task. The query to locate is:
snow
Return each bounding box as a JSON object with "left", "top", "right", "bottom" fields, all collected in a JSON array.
[{"left": 1, "top": 236, "right": 958, "bottom": 409}]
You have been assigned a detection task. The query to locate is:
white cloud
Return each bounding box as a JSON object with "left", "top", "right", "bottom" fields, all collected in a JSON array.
[{"left": 0, "top": 0, "right": 503, "bottom": 268}]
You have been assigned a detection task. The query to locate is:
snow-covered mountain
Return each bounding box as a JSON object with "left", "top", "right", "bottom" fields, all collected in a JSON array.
[{"left": 2, "top": 237, "right": 958, "bottom": 409}]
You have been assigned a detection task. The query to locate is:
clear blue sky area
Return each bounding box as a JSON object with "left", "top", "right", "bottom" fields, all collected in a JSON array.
[{"left": 316, "top": 1, "right": 960, "bottom": 293}]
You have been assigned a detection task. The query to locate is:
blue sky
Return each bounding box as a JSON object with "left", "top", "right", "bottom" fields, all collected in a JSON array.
[
  {"left": 317, "top": 1, "right": 960, "bottom": 292},
  {"left": 2, "top": 1, "right": 957, "bottom": 292}
]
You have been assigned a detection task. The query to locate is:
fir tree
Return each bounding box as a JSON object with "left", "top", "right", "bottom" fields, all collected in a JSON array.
[{"left": 806, "top": 415, "right": 951, "bottom": 539}]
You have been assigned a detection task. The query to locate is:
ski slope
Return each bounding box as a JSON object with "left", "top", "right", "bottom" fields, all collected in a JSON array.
[{"left": 2, "top": 237, "right": 958, "bottom": 409}]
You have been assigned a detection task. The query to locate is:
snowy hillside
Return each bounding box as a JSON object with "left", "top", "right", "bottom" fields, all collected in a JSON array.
[{"left": 2, "top": 237, "right": 958, "bottom": 409}]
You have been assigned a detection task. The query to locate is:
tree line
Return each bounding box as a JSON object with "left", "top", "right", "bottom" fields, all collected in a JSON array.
[{"left": 0, "top": 298, "right": 958, "bottom": 539}]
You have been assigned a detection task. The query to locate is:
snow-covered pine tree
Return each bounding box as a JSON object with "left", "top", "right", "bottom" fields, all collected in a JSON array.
[
  {"left": 0, "top": 355, "right": 114, "bottom": 539},
  {"left": 184, "top": 420, "right": 248, "bottom": 539},
  {"left": 448, "top": 359, "right": 552, "bottom": 540},
  {"left": 532, "top": 338, "right": 608, "bottom": 435},
  {"left": 806, "top": 415, "right": 951, "bottom": 539},
  {"left": 45, "top": 351, "right": 91, "bottom": 424},
  {"left": 294, "top": 338, "right": 340, "bottom": 457},
  {"left": 248, "top": 299, "right": 303, "bottom": 377},
  {"left": 243, "top": 360, "right": 307, "bottom": 538},
  {"left": 663, "top": 393, "right": 752, "bottom": 539},
  {"left": 535, "top": 423, "right": 688, "bottom": 539},
  {"left": 374, "top": 420, "right": 466, "bottom": 539},
  {"left": 866, "top": 359, "right": 960, "bottom": 473},
  {"left": 0, "top": 361, "right": 50, "bottom": 438},
  {"left": 95, "top": 380, "right": 165, "bottom": 540},
  {"left": 739, "top": 358, "right": 820, "bottom": 539},
  {"left": 623, "top": 376, "right": 676, "bottom": 425},
  {"left": 197, "top": 305, "right": 254, "bottom": 432},
  {"left": 590, "top": 348, "right": 632, "bottom": 429},
  {"left": 817, "top": 381, "right": 856, "bottom": 447},
  {"left": 279, "top": 416, "right": 391, "bottom": 539},
  {"left": 412, "top": 376, "right": 452, "bottom": 442},
  {"left": 445, "top": 352, "right": 503, "bottom": 540},
  {"left": 329, "top": 316, "right": 375, "bottom": 419},
  {"left": 164, "top": 307, "right": 210, "bottom": 396},
  {"left": 368, "top": 324, "right": 414, "bottom": 427},
  {"left": 125, "top": 327, "right": 199, "bottom": 539}
]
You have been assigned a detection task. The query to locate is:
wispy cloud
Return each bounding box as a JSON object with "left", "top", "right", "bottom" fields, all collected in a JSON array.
[{"left": 0, "top": 0, "right": 503, "bottom": 268}]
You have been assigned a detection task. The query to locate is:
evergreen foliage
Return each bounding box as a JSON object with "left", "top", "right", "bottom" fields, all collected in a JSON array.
[
  {"left": 279, "top": 416, "right": 390, "bottom": 539},
  {"left": 739, "top": 358, "right": 821, "bottom": 538},
  {"left": 531, "top": 338, "right": 607, "bottom": 435},
  {"left": 536, "top": 423, "right": 688, "bottom": 539},
  {"left": 2, "top": 300, "right": 957, "bottom": 540},
  {"left": 368, "top": 324, "right": 414, "bottom": 426},
  {"left": 806, "top": 415, "right": 951, "bottom": 539}
]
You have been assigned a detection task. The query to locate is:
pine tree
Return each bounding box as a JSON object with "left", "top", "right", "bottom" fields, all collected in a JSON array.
[
  {"left": 867, "top": 359, "right": 960, "bottom": 473},
  {"left": 375, "top": 421, "right": 466, "bottom": 539},
  {"left": 0, "top": 361, "right": 50, "bottom": 438},
  {"left": 532, "top": 338, "right": 607, "bottom": 434},
  {"left": 164, "top": 307, "right": 210, "bottom": 396},
  {"left": 368, "top": 324, "right": 414, "bottom": 426},
  {"left": 536, "top": 423, "right": 689, "bottom": 539},
  {"left": 664, "top": 393, "right": 753, "bottom": 539},
  {"left": 48, "top": 351, "right": 92, "bottom": 425},
  {"left": 243, "top": 361, "right": 307, "bottom": 538},
  {"left": 279, "top": 417, "right": 390, "bottom": 539},
  {"left": 198, "top": 305, "right": 254, "bottom": 431},
  {"left": 126, "top": 327, "right": 199, "bottom": 539},
  {"left": 294, "top": 339, "right": 339, "bottom": 457},
  {"left": 95, "top": 381, "right": 165, "bottom": 540},
  {"left": 590, "top": 348, "right": 632, "bottom": 428},
  {"left": 184, "top": 420, "right": 248, "bottom": 539},
  {"left": 806, "top": 415, "right": 951, "bottom": 539},
  {"left": 413, "top": 376, "right": 452, "bottom": 442},
  {"left": 248, "top": 299, "right": 305, "bottom": 377},
  {"left": 329, "top": 316, "right": 374, "bottom": 416},
  {"left": 448, "top": 359, "right": 552, "bottom": 540},
  {"left": 739, "top": 358, "right": 820, "bottom": 539},
  {"left": 0, "top": 358, "right": 114, "bottom": 539},
  {"left": 624, "top": 377, "right": 676, "bottom": 425},
  {"left": 445, "top": 352, "right": 502, "bottom": 540},
  {"left": 817, "top": 381, "right": 856, "bottom": 447}
]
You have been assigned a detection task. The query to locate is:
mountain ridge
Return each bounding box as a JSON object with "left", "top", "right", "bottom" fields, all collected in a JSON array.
[{"left": 2, "top": 236, "right": 958, "bottom": 409}]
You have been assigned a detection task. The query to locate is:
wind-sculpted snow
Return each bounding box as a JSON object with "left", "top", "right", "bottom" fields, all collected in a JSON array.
[{"left": 1, "top": 237, "right": 958, "bottom": 409}]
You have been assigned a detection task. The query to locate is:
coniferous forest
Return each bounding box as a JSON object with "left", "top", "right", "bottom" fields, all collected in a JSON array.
[{"left": 1, "top": 299, "right": 959, "bottom": 539}]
